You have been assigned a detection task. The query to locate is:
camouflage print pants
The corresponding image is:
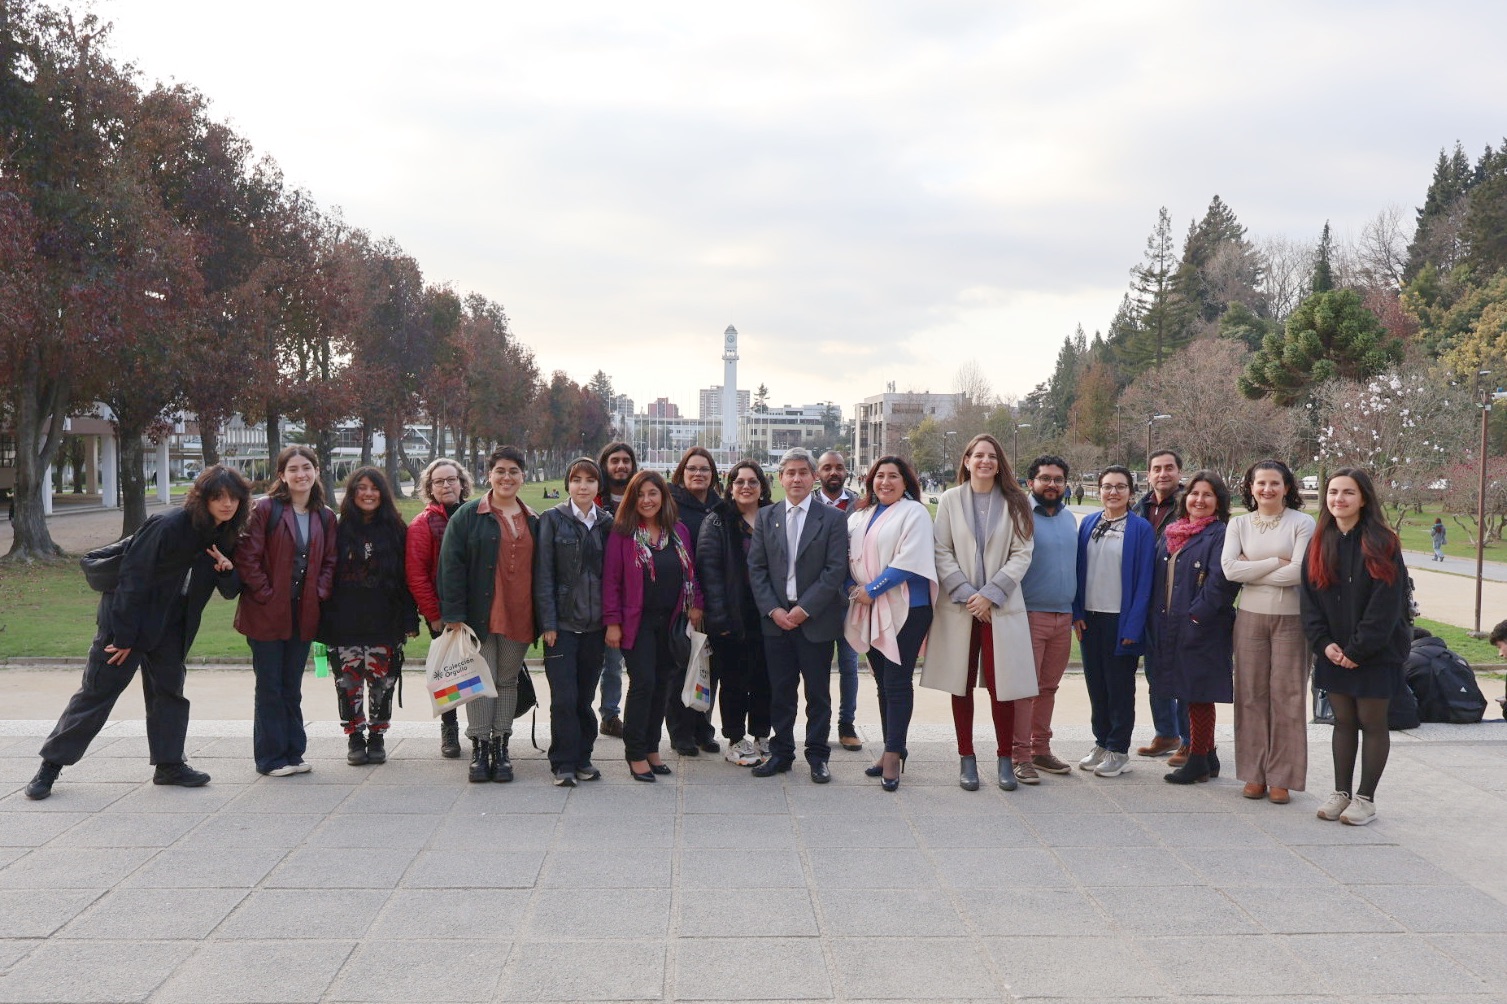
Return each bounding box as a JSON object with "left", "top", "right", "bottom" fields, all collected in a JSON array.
[{"left": 332, "top": 644, "right": 402, "bottom": 735}]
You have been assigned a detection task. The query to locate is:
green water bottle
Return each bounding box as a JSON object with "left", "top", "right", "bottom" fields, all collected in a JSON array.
[{"left": 312, "top": 642, "right": 330, "bottom": 678}]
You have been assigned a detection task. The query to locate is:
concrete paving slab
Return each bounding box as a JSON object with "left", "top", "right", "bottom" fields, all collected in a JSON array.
[
  {"left": 1284, "top": 933, "right": 1490, "bottom": 996},
  {"left": 673, "top": 936, "right": 832, "bottom": 1000},
  {"left": 908, "top": 812, "right": 1038, "bottom": 848},
  {"left": 499, "top": 939, "right": 662, "bottom": 1001},
  {"left": 552, "top": 812, "right": 675, "bottom": 849},
  {"left": 807, "top": 847, "right": 936, "bottom": 889},
  {"left": 213, "top": 888, "right": 390, "bottom": 940},
  {"left": 1136, "top": 935, "right": 1330, "bottom": 996},
  {"left": 427, "top": 812, "right": 557, "bottom": 851},
  {"left": 0, "top": 889, "right": 102, "bottom": 938},
  {"left": 150, "top": 939, "right": 356, "bottom": 1003},
  {"left": 1224, "top": 885, "right": 1405, "bottom": 934},
  {"left": 537, "top": 845, "right": 672, "bottom": 888},
  {"left": 675, "top": 887, "right": 818, "bottom": 937},
  {"left": 122, "top": 845, "right": 288, "bottom": 889},
  {"left": 324, "top": 940, "right": 507, "bottom": 1003},
  {"left": 678, "top": 848, "right": 806, "bottom": 889},
  {"left": 47, "top": 811, "right": 204, "bottom": 847},
  {"left": 57, "top": 888, "right": 247, "bottom": 940},
  {"left": 1090, "top": 884, "right": 1262, "bottom": 936},
  {"left": 301, "top": 812, "right": 441, "bottom": 849},
  {"left": 953, "top": 885, "right": 1107, "bottom": 936},
  {"left": 523, "top": 887, "right": 672, "bottom": 939},
  {"left": 175, "top": 812, "right": 326, "bottom": 849},
  {"left": 263, "top": 847, "right": 417, "bottom": 889},
  {"left": 815, "top": 888, "right": 968, "bottom": 937},
  {"left": 1357, "top": 884, "right": 1507, "bottom": 932},
  {"left": 1023, "top": 810, "right": 1159, "bottom": 847},
  {"left": 985, "top": 935, "right": 1169, "bottom": 998},
  {"left": 402, "top": 847, "right": 545, "bottom": 889},
  {"left": 0, "top": 939, "right": 191, "bottom": 1003},
  {"left": 832, "top": 936, "right": 999, "bottom": 1000},
  {"left": 933, "top": 847, "right": 1075, "bottom": 888},
  {"left": 0, "top": 782, "right": 133, "bottom": 812},
  {"left": 0, "top": 846, "right": 156, "bottom": 888},
  {"left": 1055, "top": 845, "right": 1204, "bottom": 887}
]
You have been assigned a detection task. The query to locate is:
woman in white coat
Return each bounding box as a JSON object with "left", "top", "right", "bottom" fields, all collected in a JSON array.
[
  {"left": 844, "top": 456, "right": 937, "bottom": 791},
  {"left": 923, "top": 434, "right": 1036, "bottom": 792}
]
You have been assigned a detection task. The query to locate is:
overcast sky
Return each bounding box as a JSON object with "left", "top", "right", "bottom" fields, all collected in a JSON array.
[{"left": 103, "top": 0, "right": 1506, "bottom": 418}]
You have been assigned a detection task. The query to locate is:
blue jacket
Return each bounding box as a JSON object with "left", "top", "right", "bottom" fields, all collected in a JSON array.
[
  {"left": 1146, "top": 521, "right": 1240, "bottom": 703},
  {"left": 1073, "top": 510, "right": 1155, "bottom": 656}
]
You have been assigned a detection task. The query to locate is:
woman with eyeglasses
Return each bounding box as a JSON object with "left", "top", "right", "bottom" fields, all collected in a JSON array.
[
  {"left": 1147, "top": 470, "right": 1240, "bottom": 785},
  {"left": 1073, "top": 465, "right": 1155, "bottom": 778},
  {"left": 696, "top": 461, "right": 775, "bottom": 766},
  {"left": 667, "top": 447, "right": 722, "bottom": 757},
  {"left": 439, "top": 446, "right": 540, "bottom": 783}
]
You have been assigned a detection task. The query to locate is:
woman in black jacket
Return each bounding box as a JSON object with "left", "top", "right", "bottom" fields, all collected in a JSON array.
[
  {"left": 320, "top": 467, "right": 418, "bottom": 768},
  {"left": 695, "top": 460, "right": 774, "bottom": 766},
  {"left": 1300, "top": 468, "right": 1410, "bottom": 826},
  {"left": 26, "top": 466, "right": 250, "bottom": 799},
  {"left": 534, "top": 457, "right": 611, "bottom": 786},
  {"left": 667, "top": 446, "right": 721, "bottom": 756}
]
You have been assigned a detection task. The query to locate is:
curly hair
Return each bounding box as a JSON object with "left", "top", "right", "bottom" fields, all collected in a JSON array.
[
  {"left": 183, "top": 464, "right": 253, "bottom": 536},
  {"left": 1239, "top": 459, "right": 1303, "bottom": 512},
  {"left": 418, "top": 457, "right": 473, "bottom": 505}
]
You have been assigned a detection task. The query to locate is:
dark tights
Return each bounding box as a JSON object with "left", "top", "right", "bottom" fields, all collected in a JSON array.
[{"left": 1328, "top": 693, "right": 1389, "bottom": 799}]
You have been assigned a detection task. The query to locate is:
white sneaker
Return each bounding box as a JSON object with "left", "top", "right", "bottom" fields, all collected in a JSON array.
[
  {"left": 726, "top": 739, "right": 760, "bottom": 766},
  {"left": 1339, "top": 794, "right": 1376, "bottom": 826},
  {"left": 1316, "top": 790, "right": 1351, "bottom": 821},
  {"left": 289, "top": 762, "right": 312, "bottom": 774},
  {"left": 1078, "top": 745, "right": 1107, "bottom": 771},
  {"left": 755, "top": 737, "right": 770, "bottom": 757},
  {"left": 267, "top": 765, "right": 299, "bottom": 777},
  {"left": 1093, "top": 751, "right": 1131, "bottom": 777}
]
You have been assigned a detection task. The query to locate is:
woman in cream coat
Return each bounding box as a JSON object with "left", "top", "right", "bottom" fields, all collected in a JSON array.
[{"left": 923, "top": 434, "right": 1036, "bottom": 792}]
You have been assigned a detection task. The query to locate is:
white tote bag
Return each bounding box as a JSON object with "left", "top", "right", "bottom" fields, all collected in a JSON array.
[
  {"left": 425, "top": 624, "right": 496, "bottom": 717},
  {"left": 680, "top": 622, "right": 713, "bottom": 713}
]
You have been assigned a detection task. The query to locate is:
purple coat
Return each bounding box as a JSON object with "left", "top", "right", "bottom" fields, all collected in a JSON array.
[{"left": 603, "top": 523, "right": 704, "bottom": 650}]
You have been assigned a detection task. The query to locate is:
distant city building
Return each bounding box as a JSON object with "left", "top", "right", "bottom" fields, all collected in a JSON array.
[
  {"left": 743, "top": 403, "right": 830, "bottom": 460},
  {"left": 698, "top": 386, "right": 751, "bottom": 421},
  {"left": 853, "top": 387, "right": 964, "bottom": 471},
  {"left": 647, "top": 397, "right": 681, "bottom": 419}
]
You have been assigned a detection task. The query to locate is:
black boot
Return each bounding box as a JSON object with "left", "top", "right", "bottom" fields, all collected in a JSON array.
[
  {"left": 959, "top": 755, "right": 980, "bottom": 791},
  {"left": 347, "top": 729, "right": 369, "bottom": 766},
  {"left": 439, "top": 713, "right": 462, "bottom": 759},
  {"left": 491, "top": 736, "right": 513, "bottom": 783},
  {"left": 153, "top": 761, "right": 210, "bottom": 787},
  {"left": 26, "top": 761, "right": 61, "bottom": 800},
  {"left": 468, "top": 737, "right": 490, "bottom": 782},
  {"left": 366, "top": 731, "right": 387, "bottom": 765},
  {"left": 1164, "top": 752, "right": 1210, "bottom": 785},
  {"left": 1207, "top": 747, "right": 1220, "bottom": 778}
]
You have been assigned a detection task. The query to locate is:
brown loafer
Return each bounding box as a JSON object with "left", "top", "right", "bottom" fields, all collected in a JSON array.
[
  {"left": 1267, "top": 787, "right": 1291, "bottom": 804},
  {"left": 1136, "top": 735, "right": 1182, "bottom": 758},
  {"left": 839, "top": 732, "right": 863, "bottom": 752},
  {"left": 1032, "top": 753, "right": 1072, "bottom": 775},
  {"left": 1166, "top": 744, "right": 1191, "bottom": 767},
  {"left": 1242, "top": 782, "right": 1267, "bottom": 799},
  {"left": 599, "top": 716, "right": 624, "bottom": 738}
]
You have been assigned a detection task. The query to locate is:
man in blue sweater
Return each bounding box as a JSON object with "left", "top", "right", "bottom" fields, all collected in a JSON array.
[{"left": 1014, "top": 455, "right": 1079, "bottom": 783}]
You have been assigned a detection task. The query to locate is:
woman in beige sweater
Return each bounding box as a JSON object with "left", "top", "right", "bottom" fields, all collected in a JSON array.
[{"left": 1220, "top": 460, "right": 1315, "bottom": 804}]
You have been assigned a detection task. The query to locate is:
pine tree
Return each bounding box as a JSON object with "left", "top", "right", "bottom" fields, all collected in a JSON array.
[
  {"left": 1311, "top": 222, "right": 1335, "bottom": 294},
  {"left": 1405, "top": 143, "right": 1477, "bottom": 280},
  {"left": 1463, "top": 141, "right": 1507, "bottom": 277},
  {"left": 1124, "top": 207, "right": 1191, "bottom": 373},
  {"left": 1239, "top": 289, "right": 1402, "bottom": 406},
  {"left": 1175, "top": 195, "right": 1264, "bottom": 326}
]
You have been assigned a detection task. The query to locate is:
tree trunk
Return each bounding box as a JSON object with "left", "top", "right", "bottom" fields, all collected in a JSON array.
[
  {"left": 118, "top": 420, "right": 149, "bottom": 537},
  {"left": 3, "top": 350, "right": 68, "bottom": 562},
  {"left": 313, "top": 424, "right": 337, "bottom": 502},
  {"left": 428, "top": 408, "right": 441, "bottom": 464},
  {"left": 265, "top": 406, "right": 282, "bottom": 481},
  {"left": 384, "top": 414, "right": 405, "bottom": 498},
  {"left": 200, "top": 419, "right": 222, "bottom": 467},
  {"left": 359, "top": 417, "right": 373, "bottom": 467}
]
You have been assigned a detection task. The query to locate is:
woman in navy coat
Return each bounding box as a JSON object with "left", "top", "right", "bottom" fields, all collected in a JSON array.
[{"left": 1148, "top": 470, "right": 1241, "bottom": 785}]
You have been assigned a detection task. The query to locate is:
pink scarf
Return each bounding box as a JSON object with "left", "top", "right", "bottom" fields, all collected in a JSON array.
[{"left": 1164, "top": 514, "right": 1216, "bottom": 555}]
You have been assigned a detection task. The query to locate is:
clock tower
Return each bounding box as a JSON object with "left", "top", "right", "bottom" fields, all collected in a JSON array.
[{"left": 722, "top": 325, "right": 739, "bottom": 454}]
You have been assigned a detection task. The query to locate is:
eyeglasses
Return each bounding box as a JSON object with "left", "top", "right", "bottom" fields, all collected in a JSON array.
[
  {"left": 1099, "top": 484, "right": 1130, "bottom": 493},
  {"left": 432, "top": 477, "right": 461, "bottom": 487},
  {"left": 731, "top": 479, "right": 761, "bottom": 489},
  {"left": 492, "top": 469, "right": 523, "bottom": 479},
  {"left": 684, "top": 466, "right": 714, "bottom": 475},
  {"left": 1034, "top": 477, "right": 1066, "bottom": 486}
]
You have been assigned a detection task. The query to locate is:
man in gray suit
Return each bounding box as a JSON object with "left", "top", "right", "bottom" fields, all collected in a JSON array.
[{"left": 747, "top": 448, "right": 849, "bottom": 782}]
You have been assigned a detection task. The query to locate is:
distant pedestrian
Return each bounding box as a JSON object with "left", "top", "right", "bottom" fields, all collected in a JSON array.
[
  {"left": 320, "top": 467, "right": 417, "bottom": 768},
  {"left": 236, "top": 446, "right": 338, "bottom": 777},
  {"left": 26, "top": 466, "right": 250, "bottom": 799},
  {"left": 1074, "top": 484, "right": 1083, "bottom": 506},
  {"left": 1302, "top": 468, "right": 1410, "bottom": 826},
  {"left": 405, "top": 458, "right": 474, "bottom": 758},
  {"left": 1431, "top": 518, "right": 1446, "bottom": 562}
]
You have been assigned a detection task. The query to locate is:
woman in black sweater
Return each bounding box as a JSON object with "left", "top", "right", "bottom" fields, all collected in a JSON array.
[
  {"left": 1300, "top": 468, "right": 1410, "bottom": 826},
  {"left": 319, "top": 467, "right": 418, "bottom": 766}
]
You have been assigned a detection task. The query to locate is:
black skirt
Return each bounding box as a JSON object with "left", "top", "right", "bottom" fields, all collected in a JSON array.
[{"left": 1313, "top": 658, "right": 1404, "bottom": 700}]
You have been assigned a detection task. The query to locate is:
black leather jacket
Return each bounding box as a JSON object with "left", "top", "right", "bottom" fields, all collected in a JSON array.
[
  {"left": 533, "top": 502, "right": 610, "bottom": 634},
  {"left": 695, "top": 499, "right": 770, "bottom": 640}
]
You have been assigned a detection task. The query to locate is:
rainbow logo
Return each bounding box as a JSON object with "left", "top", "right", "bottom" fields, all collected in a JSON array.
[{"left": 432, "top": 675, "right": 488, "bottom": 706}]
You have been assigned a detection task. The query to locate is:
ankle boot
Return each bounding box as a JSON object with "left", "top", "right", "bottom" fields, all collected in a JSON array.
[
  {"left": 468, "top": 737, "right": 490, "bottom": 782},
  {"left": 25, "top": 761, "right": 61, "bottom": 800},
  {"left": 347, "top": 729, "right": 369, "bottom": 766},
  {"left": 1206, "top": 746, "right": 1220, "bottom": 778},
  {"left": 366, "top": 731, "right": 387, "bottom": 765},
  {"left": 1164, "top": 752, "right": 1210, "bottom": 785},
  {"left": 998, "top": 756, "right": 1017, "bottom": 791},
  {"left": 491, "top": 736, "right": 513, "bottom": 783},
  {"left": 439, "top": 715, "right": 462, "bottom": 759},
  {"left": 959, "top": 755, "right": 980, "bottom": 791}
]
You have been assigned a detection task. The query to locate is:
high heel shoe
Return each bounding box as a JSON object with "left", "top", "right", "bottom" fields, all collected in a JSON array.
[
  {"left": 880, "top": 751, "right": 903, "bottom": 792},
  {"left": 649, "top": 762, "right": 672, "bottom": 776},
  {"left": 628, "top": 759, "right": 655, "bottom": 783},
  {"left": 869, "top": 751, "right": 907, "bottom": 779}
]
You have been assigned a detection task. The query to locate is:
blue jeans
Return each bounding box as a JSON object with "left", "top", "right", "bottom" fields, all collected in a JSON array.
[
  {"left": 1149, "top": 694, "right": 1191, "bottom": 743},
  {"left": 598, "top": 645, "right": 624, "bottom": 718},
  {"left": 836, "top": 638, "right": 859, "bottom": 732},
  {"left": 1081, "top": 612, "right": 1138, "bottom": 755},
  {"left": 250, "top": 638, "right": 311, "bottom": 774}
]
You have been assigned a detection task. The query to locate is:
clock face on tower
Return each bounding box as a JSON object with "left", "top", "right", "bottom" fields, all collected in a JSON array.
[{"left": 726, "top": 332, "right": 735, "bottom": 345}]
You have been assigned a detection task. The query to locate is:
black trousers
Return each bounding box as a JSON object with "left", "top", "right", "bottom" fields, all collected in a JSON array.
[
  {"left": 622, "top": 613, "right": 676, "bottom": 763},
  {"left": 665, "top": 645, "right": 718, "bottom": 749},
  {"left": 1081, "top": 611, "right": 1139, "bottom": 755},
  {"left": 544, "top": 629, "right": 606, "bottom": 771},
  {"left": 765, "top": 629, "right": 834, "bottom": 765},
  {"left": 710, "top": 633, "right": 771, "bottom": 742},
  {"left": 41, "top": 616, "right": 189, "bottom": 767}
]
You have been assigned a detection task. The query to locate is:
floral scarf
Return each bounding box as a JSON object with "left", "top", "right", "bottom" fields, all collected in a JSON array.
[
  {"left": 633, "top": 525, "right": 696, "bottom": 607},
  {"left": 1164, "top": 514, "right": 1217, "bottom": 556}
]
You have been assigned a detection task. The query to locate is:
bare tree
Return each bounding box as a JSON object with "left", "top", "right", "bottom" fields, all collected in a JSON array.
[
  {"left": 1255, "top": 234, "right": 1315, "bottom": 323},
  {"left": 952, "top": 358, "right": 997, "bottom": 434},
  {"left": 1353, "top": 204, "right": 1413, "bottom": 292}
]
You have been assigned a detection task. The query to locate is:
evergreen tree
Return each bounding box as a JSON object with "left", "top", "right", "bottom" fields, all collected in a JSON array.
[
  {"left": 1035, "top": 326, "right": 1086, "bottom": 435},
  {"left": 1405, "top": 143, "right": 1476, "bottom": 280},
  {"left": 1218, "top": 301, "right": 1273, "bottom": 352},
  {"left": 1125, "top": 207, "right": 1191, "bottom": 373},
  {"left": 588, "top": 369, "right": 614, "bottom": 406},
  {"left": 1239, "top": 289, "right": 1402, "bottom": 406},
  {"left": 1311, "top": 222, "right": 1335, "bottom": 294},
  {"left": 1175, "top": 195, "right": 1265, "bottom": 327},
  {"left": 1463, "top": 141, "right": 1507, "bottom": 277}
]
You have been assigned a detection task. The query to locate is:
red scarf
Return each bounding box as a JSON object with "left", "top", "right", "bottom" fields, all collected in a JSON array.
[{"left": 1164, "top": 514, "right": 1216, "bottom": 555}]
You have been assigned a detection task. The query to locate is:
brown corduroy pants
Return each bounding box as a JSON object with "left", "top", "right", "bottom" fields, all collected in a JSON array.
[{"left": 1232, "top": 610, "right": 1310, "bottom": 791}]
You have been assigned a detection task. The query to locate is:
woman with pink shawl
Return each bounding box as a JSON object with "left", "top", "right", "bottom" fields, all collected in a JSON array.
[{"left": 844, "top": 456, "right": 938, "bottom": 791}]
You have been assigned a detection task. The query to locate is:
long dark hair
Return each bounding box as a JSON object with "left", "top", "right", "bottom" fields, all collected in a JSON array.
[
  {"left": 613, "top": 470, "right": 678, "bottom": 537},
  {"left": 267, "top": 445, "right": 327, "bottom": 510},
  {"left": 1240, "top": 459, "right": 1303, "bottom": 512},
  {"left": 956, "top": 433, "right": 1033, "bottom": 539},
  {"left": 338, "top": 466, "right": 403, "bottom": 529},
  {"left": 671, "top": 446, "right": 719, "bottom": 494},
  {"left": 1307, "top": 467, "right": 1399, "bottom": 589},
  {"left": 724, "top": 460, "right": 772, "bottom": 505},
  {"left": 859, "top": 455, "right": 922, "bottom": 510},
  {"left": 1174, "top": 470, "right": 1231, "bottom": 522},
  {"left": 183, "top": 465, "right": 252, "bottom": 537}
]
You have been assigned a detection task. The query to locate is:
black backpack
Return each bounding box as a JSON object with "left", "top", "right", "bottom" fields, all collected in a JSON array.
[
  {"left": 79, "top": 514, "right": 166, "bottom": 592},
  {"left": 1405, "top": 636, "right": 1488, "bottom": 724}
]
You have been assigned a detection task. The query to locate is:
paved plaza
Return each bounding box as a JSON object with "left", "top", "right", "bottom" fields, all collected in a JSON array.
[{"left": 1, "top": 713, "right": 1505, "bottom": 1003}]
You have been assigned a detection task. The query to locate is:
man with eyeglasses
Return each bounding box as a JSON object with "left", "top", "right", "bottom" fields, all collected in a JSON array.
[
  {"left": 1015, "top": 455, "right": 1078, "bottom": 780},
  {"left": 814, "top": 450, "right": 864, "bottom": 752},
  {"left": 1135, "top": 448, "right": 1190, "bottom": 760},
  {"left": 407, "top": 458, "right": 472, "bottom": 758}
]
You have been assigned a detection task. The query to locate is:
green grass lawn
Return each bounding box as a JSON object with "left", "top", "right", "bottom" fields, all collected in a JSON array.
[{"left": 1391, "top": 503, "right": 1507, "bottom": 561}]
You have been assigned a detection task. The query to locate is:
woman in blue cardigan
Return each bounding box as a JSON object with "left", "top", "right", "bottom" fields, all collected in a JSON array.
[{"left": 1073, "top": 465, "right": 1155, "bottom": 778}]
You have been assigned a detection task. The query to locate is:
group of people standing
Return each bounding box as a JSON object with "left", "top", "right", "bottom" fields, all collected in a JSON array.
[{"left": 24, "top": 438, "right": 1413, "bottom": 827}]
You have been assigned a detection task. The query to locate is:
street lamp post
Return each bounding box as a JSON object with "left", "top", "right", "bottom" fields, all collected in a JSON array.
[
  {"left": 1145, "top": 413, "right": 1171, "bottom": 486},
  {"left": 1475, "top": 370, "right": 1492, "bottom": 635},
  {"left": 1013, "top": 423, "right": 1031, "bottom": 478}
]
